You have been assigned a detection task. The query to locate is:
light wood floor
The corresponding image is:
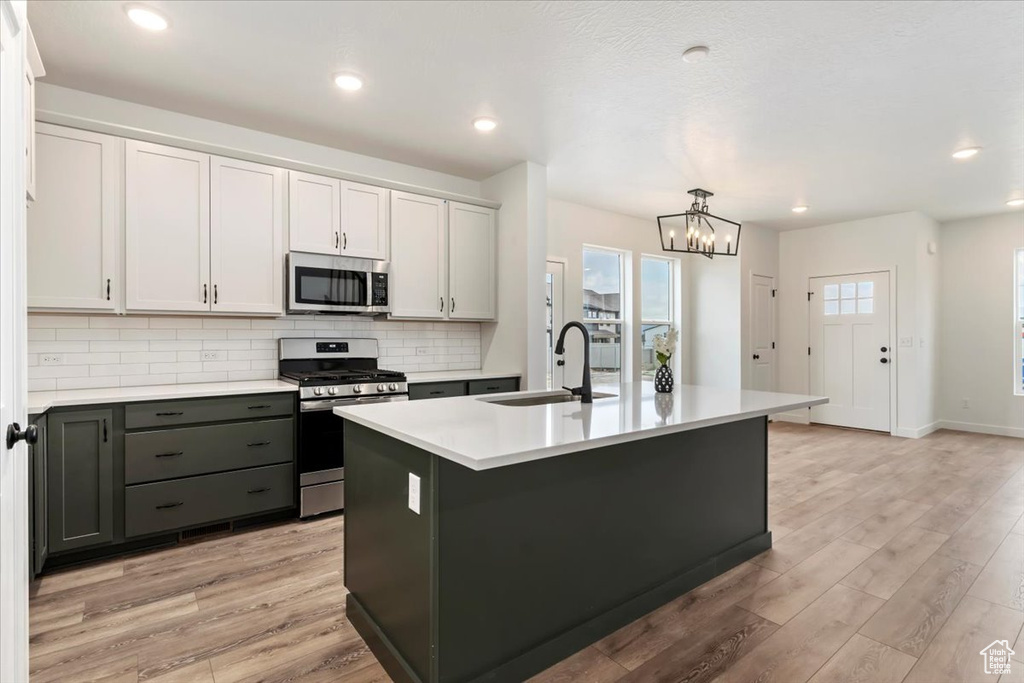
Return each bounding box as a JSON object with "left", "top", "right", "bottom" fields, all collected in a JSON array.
[{"left": 29, "top": 424, "right": 1024, "bottom": 683}]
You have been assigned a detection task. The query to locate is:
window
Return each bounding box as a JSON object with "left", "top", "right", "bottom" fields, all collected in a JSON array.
[
  {"left": 583, "top": 248, "right": 624, "bottom": 385},
  {"left": 823, "top": 280, "right": 874, "bottom": 316},
  {"left": 1016, "top": 249, "right": 1024, "bottom": 395},
  {"left": 641, "top": 256, "right": 674, "bottom": 380}
]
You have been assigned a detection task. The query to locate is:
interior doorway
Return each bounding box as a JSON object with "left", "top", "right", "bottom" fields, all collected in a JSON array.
[
  {"left": 749, "top": 274, "right": 775, "bottom": 392},
  {"left": 808, "top": 270, "right": 892, "bottom": 432},
  {"left": 546, "top": 259, "right": 565, "bottom": 390}
]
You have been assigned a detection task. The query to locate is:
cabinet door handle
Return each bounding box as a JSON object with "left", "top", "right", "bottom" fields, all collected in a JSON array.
[
  {"left": 156, "top": 502, "right": 183, "bottom": 510},
  {"left": 335, "top": 232, "right": 339, "bottom": 249},
  {"left": 106, "top": 278, "right": 111, "bottom": 300},
  {"left": 247, "top": 487, "right": 270, "bottom": 494},
  {"left": 439, "top": 297, "right": 443, "bottom": 312},
  {"left": 155, "top": 411, "right": 184, "bottom": 417},
  {"left": 247, "top": 441, "right": 271, "bottom": 448},
  {"left": 247, "top": 404, "right": 271, "bottom": 410},
  {"left": 102, "top": 419, "right": 108, "bottom": 443},
  {"left": 213, "top": 284, "right": 218, "bottom": 305},
  {"left": 203, "top": 284, "right": 208, "bottom": 304},
  {"left": 343, "top": 232, "right": 347, "bottom": 249},
  {"left": 155, "top": 451, "right": 183, "bottom": 458},
  {"left": 451, "top": 297, "right": 455, "bottom": 313}
]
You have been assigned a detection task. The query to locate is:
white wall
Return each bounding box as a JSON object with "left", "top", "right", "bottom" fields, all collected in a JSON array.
[
  {"left": 938, "top": 212, "right": 1024, "bottom": 437},
  {"left": 480, "top": 162, "right": 548, "bottom": 389},
  {"left": 546, "top": 199, "right": 689, "bottom": 386},
  {"left": 690, "top": 255, "right": 741, "bottom": 388},
  {"left": 739, "top": 224, "right": 780, "bottom": 389},
  {"left": 777, "top": 211, "right": 940, "bottom": 437},
  {"left": 36, "top": 84, "right": 482, "bottom": 199},
  {"left": 27, "top": 314, "right": 480, "bottom": 392}
]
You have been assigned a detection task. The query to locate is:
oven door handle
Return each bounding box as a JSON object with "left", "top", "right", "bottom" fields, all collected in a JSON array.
[{"left": 300, "top": 395, "right": 409, "bottom": 412}]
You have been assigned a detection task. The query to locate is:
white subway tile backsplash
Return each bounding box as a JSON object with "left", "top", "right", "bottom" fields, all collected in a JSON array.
[{"left": 28, "top": 313, "right": 481, "bottom": 390}]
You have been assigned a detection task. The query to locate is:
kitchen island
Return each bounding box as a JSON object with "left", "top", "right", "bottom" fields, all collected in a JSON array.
[{"left": 335, "top": 383, "right": 827, "bottom": 683}]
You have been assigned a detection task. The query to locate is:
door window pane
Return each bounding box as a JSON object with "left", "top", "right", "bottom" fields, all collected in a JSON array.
[
  {"left": 840, "top": 282, "right": 856, "bottom": 299},
  {"left": 840, "top": 299, "right": 856, "bottom": 315},
  {"left": 858, "top": 281, "right": 874, "bottom": 298},
  {"left": 823, "top": 284, "right": 839, "bottom": 300},
  {"left": 824, "top": 300, "right": 839, "bottom": 316},
  {"left": 858, "top": 298, "right": 874, "bottom": 314},
  {"left": 641, "top": 258, "right": 671, "bottom": 321}
]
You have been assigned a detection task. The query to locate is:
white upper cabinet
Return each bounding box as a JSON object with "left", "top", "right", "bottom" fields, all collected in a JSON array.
[
  {"left": 210, "top": 157, "right": 285, "bottom": 315},
  {"left": 340, "top": 180, "right": 388, "bottom": 260},
  {"left": 390, "top": 191, "right": 447, "bottom": 319},
  {"left": 28, "top": 124, "right": 120, "bottom": 311},
  {"left": 448, "top": 202, "right": 496, "bottom": 320},
  {"left": 125, "top": 140, "right": 211, "bottom": 312},
  {"left": 288, "top": 171, "right": 339, "bottom": 255}
]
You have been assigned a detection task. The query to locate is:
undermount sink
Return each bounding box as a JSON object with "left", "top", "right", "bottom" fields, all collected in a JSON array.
[{"left": 482, "top": 392, "right": 616, "bottom": 407}]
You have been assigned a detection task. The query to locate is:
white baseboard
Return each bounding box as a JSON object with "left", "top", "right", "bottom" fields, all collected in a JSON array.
[
  {"left": 936, "top": 420, "right": 1024, "bottom": 439},
  {"left": 891, "top": 422, "right": 941, "bottom": 439},
  {"left": 772, "top": 411, "right": 809, "bottom": 425}
]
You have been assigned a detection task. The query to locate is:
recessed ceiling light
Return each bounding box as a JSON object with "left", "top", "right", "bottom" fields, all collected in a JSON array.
[
  {"left": 792, "top": 205, "right": 809, "bottom": 213},
  {"left": 682, "top": 45, "right": 710, "bottom": 63},
  {"left": 951, "top": 147, "right": 980, "bottom": 159},
  {"left": 124, "top": 4, "right": 169, "bottom": 31},
  {"left": 333, "top": 73, "right": 364, "bottom": 91},
  {"left": 473, "top": 117, "right": 498, "bottom": 132},
  {"left": 1007, "top": 198, "right": 1024, "bottom": 207}
]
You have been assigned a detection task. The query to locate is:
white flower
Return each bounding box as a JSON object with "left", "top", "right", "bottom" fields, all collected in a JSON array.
[{"left": 652, "top": 327, "right": 678, "bottom": 362}]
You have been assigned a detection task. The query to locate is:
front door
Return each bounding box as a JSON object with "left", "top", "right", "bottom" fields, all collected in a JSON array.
[
  {"left": 0, "top": 2, "right": 30, "bottom": 679},
  {"left": 750, "top": 274, "right": 775, "bottom": 392},
  {"left": 809, "top": 271, "right": 891, "bottom": 432}
]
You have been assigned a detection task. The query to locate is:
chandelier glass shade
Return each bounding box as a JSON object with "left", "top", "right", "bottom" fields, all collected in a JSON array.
[{"left": 656, "top": 189, "right": 742, "bottom": 259}]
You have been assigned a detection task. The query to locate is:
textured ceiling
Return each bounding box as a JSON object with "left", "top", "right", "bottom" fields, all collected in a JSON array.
[{"left": 28, "top": 0, "right": 1024, "bottom": 229}]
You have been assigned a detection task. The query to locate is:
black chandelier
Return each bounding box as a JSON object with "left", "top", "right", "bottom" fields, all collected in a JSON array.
[{"left": 656, "top": 188, "right": 741, "bottom": 259}]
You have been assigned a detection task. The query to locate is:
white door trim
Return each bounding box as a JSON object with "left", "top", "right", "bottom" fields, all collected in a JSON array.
[
  {"left": 806, "top": 266, "right": 898, "bottom": 434},
  {"left": 546, "top": 258, "right": 567, "bottom": 390}
]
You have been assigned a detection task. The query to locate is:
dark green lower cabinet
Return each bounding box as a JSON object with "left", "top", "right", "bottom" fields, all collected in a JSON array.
[{"left": 47, "top": 409, "right": 115, "bottom": 553}]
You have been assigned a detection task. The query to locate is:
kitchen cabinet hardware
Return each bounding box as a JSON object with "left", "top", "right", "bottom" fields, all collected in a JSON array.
[
  {"left": 247, "top": 487, "right": 271, "bottom": 494},
  {"left": 155, "top": 502, "right": 183, "bottom": 510},
  {"left": 203, "top": 284, "right": 208, "bottom": 303},
  {"left": 247, "top": 441, "right": 271, "bottom": 448},
  {"left": 154, "top": 451, "right": 184, "bottom": 458},
  {"left": 451, "top": 297, "right": 455, "bottom": 312},
  {"left": 106, "top": 278, "right": 111, "bottom": 300},
  {"left": 439, "top": 297, "right": 443, "bottom": 312},
  {"left": 335, "top": 232, "right": 339, "bottom": 248},
  {"left": 155, "top": 411, "right": 185, "bottom": 417},
  {"left": 429, "top": 390, "right": 444, "bottom": 396},
  {"left": 247, "top": 404, "right": 272, "bottom": 410},
  {"left": 343, "top": 232, "right": 347, "bottom": 249},
  {"left": 102, "top": 419, "right": 108, "bottom": 443},
  {"left": 213, "top": 284, "right": 218, "bottom": 304}
]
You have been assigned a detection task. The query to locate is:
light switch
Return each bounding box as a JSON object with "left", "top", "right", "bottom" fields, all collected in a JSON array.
[
  {"left": 899, "top": 337, "right": 913, "bottom": 348},
  {"left": 408, "top": 473, "right": 421, "bottom": 514}
]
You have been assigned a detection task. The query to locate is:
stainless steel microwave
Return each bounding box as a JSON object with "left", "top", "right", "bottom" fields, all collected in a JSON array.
[{"left": 287, "top": 252, "right": 390, "bottom": 315}]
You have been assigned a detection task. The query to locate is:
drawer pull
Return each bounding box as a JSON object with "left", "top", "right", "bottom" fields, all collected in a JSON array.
[
  {"left": 155, "top": 411, "right": 184, "bottom": 417},
  {"left": 247, "top": 487, "right": 271, "bottom": 494},
  {"left": 247, "top": 441, "right": 271, "bottom": 448},
  {"left": 247, "top": 404, "right": 272, "bottom": 410},
  {"left": 156, "top": 502, "right": 183, "bottom": 510},
  {"left": 155, "top": 451, "right": 184, "bottom": 458},
  {"left": 486, "top": 386, "right": 500, "bottom": 391},
  {"left": 429, "top": 390, "right": 444, "bottom": 396}
]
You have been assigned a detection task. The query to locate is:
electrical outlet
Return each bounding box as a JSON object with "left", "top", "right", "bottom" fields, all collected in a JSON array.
[
  {"left": 200, "top": 350, "right": 224, "bottom": 361},
  {"left": 408, "top": 473, "right": 421, "bottom": 514},
  {"left": 962, "top": 398, "right": 970, "bottom": 409},
  {"left": 40, "top": 354, "right": 63, "bottom": 366}
]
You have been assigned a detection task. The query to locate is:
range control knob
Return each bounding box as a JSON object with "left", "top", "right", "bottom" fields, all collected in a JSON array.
[
  {"left": 353, "top": 385, "right": 363, "bottom": 394},
  {"left": 388, "top": 383, "right": 397, "bottom": 391},
  {"left": 327, "top": 387, "right": 338, "bottom": 396},
  {"left": 313, "top": 387, "right": 324, "bottom": 396},
  {"left": 377, "top": 383, "right": 386, "bottom": 392}
]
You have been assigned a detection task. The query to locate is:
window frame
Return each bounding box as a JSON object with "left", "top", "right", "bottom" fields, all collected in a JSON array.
[
  {"left": 639, "top": 254, "right": 677, "bottom": 382},
  {"left": 582, "top": 245, "right": 630, "bottom": 384},
  {"left": 1015, "top": 248, "right": 1024, "bottom": 396}
]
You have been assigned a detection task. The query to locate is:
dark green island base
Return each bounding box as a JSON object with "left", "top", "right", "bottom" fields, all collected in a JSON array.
[{"left": 343, "top": 416, "right": 771, "bottom": 683}]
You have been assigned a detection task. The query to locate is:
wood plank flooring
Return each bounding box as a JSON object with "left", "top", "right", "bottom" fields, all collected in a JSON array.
[{"left": 29, "top": 424, "right": 1023, "bottom": 683}]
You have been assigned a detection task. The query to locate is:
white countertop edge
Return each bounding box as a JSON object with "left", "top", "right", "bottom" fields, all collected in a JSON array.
[
  {"left": 336, "top": 395, "right": 828, "bottom": 471},
  {"left": 402, "top": 370, "right": 522, "bottom": 384},
  {"left": 28, "top": 379, "right": 298, "bottom": 414}
]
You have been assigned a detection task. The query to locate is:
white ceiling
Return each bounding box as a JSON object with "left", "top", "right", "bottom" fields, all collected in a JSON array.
[{"left": 29, "top": 0, "right": 1024, "bottom": 229}]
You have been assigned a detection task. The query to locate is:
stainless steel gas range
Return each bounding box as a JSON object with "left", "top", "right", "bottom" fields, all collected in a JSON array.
[{"left": 278, "top": 338, "right": 408, "bottom": 517}]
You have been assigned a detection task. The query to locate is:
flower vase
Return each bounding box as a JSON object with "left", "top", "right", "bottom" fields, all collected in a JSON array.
[{"left": 654, "top": 363, "right": 673, "bottom": 393}]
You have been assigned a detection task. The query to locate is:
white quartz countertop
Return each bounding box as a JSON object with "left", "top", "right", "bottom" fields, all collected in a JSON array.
[
  {"left": 335, "top": 382, "right": 828, "bottom": 471},
  {"left": 28, "top": 379, "right": 297, "bottom": 414},
  {"left": 402, "top": 370, "right": 521, "bottom": 384}
]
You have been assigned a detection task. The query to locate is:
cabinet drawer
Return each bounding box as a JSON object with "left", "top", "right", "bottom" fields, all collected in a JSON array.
[
  {"left": 408, "top": 381, "right": 467, "bottom": 401},
  {"left": 467, "top": 378, "right": 519, "bottom": 395},
  {"left": 125, "top": 463, "right": 294, "bottom": 537},
  {"left": 125, "top": 418, "right": 293, "bottom": 484},
  {"left": 125, "top": 393, "right": 293, "bottom": 429}
]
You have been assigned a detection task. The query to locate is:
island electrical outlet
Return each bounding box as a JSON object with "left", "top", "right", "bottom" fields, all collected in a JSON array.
[{"left": 408, "top": 473, "right": 421, "bottom": 514}]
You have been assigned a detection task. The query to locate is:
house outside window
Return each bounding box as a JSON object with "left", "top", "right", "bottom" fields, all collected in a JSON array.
[
  {"left": 583, "top": 248, "right": 625, "bottom": 385},
  {"left": 641, "top": 256, "right": 675, "bottom": 380}
]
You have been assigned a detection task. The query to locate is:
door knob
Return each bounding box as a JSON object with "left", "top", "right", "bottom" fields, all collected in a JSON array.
[
  {"left": 880, "top": 346, "right": 888, "bottom": 353},
  {"left": 753, "top": 354, "right": 760, "bottom": 360},
  {"left": 556, "top": 359, "right": 565, "bottom": 366},
  {"left": 6, "top": 422, "right": 38, "bottom": 450},
  {"left": 880, "top": 357, "right": 889, "bottom": 364}
]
